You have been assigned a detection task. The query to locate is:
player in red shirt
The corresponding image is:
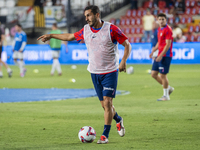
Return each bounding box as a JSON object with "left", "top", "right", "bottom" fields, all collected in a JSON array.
[
  {"left": 38, "top": 5, "right": 131, "bottom": 144},
  {"left": 150, "top": 13, "right": 174, "bottom": 101}
]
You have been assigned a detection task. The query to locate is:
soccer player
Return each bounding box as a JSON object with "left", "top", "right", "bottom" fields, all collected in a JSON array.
[
  {"left": 38, "top": 5, "right": 131, "bottom": 144},
  {"left": 150, "top": 13, "right": 174, "bottom": 101},
  {"left": 13, "top": 24, "right": 27, "bottom": 77},
  {"left": 0, "top": 24, "right": 12, "bottom": 78},
  {"left": 49, "top": 23, "right": 64, "bottom": 76}
]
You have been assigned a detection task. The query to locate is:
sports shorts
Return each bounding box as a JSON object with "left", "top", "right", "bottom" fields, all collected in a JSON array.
[
  {"left": 51, "top": 50, "right": 60, "bottom": 58},
  {"left": 152, "top": 57, "right": 172, "bottom": 74},
  {"left": 13, "top": 51, "right": 23, "bottom": 59},
  {"left": 91, "top": 71, "right": 118, "bottom": 101}
]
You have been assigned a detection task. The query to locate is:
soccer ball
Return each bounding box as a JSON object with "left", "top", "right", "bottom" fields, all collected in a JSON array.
[{"left": 78, "top": 126, "right": 96, "bottom": 143}]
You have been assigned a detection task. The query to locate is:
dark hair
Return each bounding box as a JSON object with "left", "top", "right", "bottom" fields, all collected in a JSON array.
[
  {"left": 157, "top": 13, "right": 167, "bottom": 19},
  {"left": 16, "top": 23, "right": 22, "bottom": 28},
  {"left": 84, "top": 5, "right": 100, "bottom": 15},
  {"left": 52, "top": 23, "right": 57, "bottom": 28}
]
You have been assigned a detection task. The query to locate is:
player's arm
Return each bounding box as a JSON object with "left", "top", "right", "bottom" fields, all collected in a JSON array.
[
  {"left": 119, "top": 39, "right": 132, "bottom": 72},
  {"left": 37, "top": 33, "right": 76, "bottom": 43}
]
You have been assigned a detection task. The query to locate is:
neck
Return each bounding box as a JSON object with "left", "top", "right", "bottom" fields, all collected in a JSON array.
[{"left": 93, "top": 19, "right": 103, "bottom": 29}]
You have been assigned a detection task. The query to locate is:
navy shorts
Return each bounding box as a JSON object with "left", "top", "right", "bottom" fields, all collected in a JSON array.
[
  {"left": 152, "top": 57, "right": 172, "bottom": 74},
  {"left": 91, "top": 71, "right": 118, "bottom": 101}
]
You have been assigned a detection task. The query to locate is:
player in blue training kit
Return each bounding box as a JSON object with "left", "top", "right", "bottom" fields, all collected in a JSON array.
[{"left": 13, "top": 24, "right": 27, "bottom": 77}]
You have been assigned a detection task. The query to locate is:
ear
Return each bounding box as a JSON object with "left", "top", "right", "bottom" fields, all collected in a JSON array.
[{"left": 96, "top": 13, "right": 100, "bottom": 18}]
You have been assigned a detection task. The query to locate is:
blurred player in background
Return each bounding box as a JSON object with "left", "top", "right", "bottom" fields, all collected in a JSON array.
[
  {"left": 13, "top": 24, "right": 27, "bottom": 77},
  {"left": 150, "top": 13, "right": 174, "bottom": 101},
  {"left": 49, "top": 23, "right": 64, "bottom": 76},
  {"left": 0, "top": 23, "right": 12, "bottom": 78},
  {"left": 151, "top": 21, "right": 159, "bottom": 60},
  {"left": 38, "top": 5, "right": 131, "bottom": 144}
]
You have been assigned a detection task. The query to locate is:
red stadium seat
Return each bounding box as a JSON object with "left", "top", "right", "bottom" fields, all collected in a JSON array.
[
  {"left": 125, "top": 18, "right": 131, "bottom": 26},
  {"left": 185, "top": 0, "right": 190, "bottom": 7},
  {"left": 124, "top": 27, "right": 131, "bottom": 34},
  {"left": 135, "top": 27, "right": 144, "bottom": 34},
  {"left": 130, "top": 27, "right": 135, "bottom": 34},
  {"left": 109, "top": 18, "right": 116, "bottom": 25},
  {"left": 126, "top": 10, "right": 132, "bottom": 17},
  {"left": 131, "top": 10, "right": 137, "bottom": 17},
  {"left": 186, "top": 16, "right": 192, "bottom": 23},
  {"left": 129, "top": 37, "right": 135, "bottom": 43},
  {"left": 134, "top": 36, "right": 141, "bottom": 43},
  {"left": 130, "top": 18, "right": 136, "bottom": 26},
  {"left": 194, "top": 25, "right": 200, "bottom": 32},
  {"left": 180, "top": 16, "right": 187, "bottom": 24},
  {"left": 190, "top": 0, "right": 196, "bottom": 7},
  {"left": 188, "top": 25, "right": 195, "bottom": 32},
  {"left": 191, "top": 7, "right": 197, "bottom": 15},
  {"left": 120, "top": 18, "right": 126, "bottom": 26},
  {"left": 158, "top": 1, "right": 166, "bottom": 9},
  {"left": 196, "top": 7, "right": 200, "bottom": 15},
  {"left": 185, "top": 8, "right": 191, "bottom": 15},
  {"left": 168, "top": 18, "right": 174, "bottom": 24},
  {"left": 197, "top": 34, "right": 200, "bottom": 42},
  {"left": 135, "top": 18, "right": 142, "bottom": 25}
]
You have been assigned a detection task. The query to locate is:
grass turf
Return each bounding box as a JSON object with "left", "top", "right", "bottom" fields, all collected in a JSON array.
[{"left": 0, "top": 64, "right": 200, "bottom": 150}]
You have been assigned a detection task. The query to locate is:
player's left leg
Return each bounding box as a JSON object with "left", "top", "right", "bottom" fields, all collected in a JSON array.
[
  {"left": 157, "top": 57, "right": 174, "bottom": 101},
  {"left": 0, "top": 59, "right": 12, "bottom": 77}
]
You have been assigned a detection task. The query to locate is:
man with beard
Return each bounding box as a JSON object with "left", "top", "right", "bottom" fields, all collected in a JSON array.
[{"left": 38, "top": 5, "right": 131, "bottom": 144}]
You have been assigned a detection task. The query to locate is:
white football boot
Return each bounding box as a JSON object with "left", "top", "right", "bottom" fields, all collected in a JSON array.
[
  {"left": 116, "top": 118, "right": 125, "bottom": 137},
  {"left": 97, "top": 135, "right": 108, "bottom": 144}
]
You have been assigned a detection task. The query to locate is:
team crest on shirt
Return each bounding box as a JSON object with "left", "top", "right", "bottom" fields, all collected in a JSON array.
[{"left": 160, "top": 33, "right": 163, "bottom": 36}]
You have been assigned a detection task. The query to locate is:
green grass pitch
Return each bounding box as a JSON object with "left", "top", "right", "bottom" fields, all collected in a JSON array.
[{"left": 0, "top": 64, "right": 200, "bottom": 150}]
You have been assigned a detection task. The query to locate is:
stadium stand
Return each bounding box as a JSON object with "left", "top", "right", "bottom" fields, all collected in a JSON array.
[{"left": 110, "top": 0, "right": 200, "bottom": 43}]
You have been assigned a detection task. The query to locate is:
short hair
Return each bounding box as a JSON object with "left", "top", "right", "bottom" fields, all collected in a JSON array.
[
  {"left": 52, "top": 23, "right": 57, "bottom": 28},
  {"left": 84, "top": 5, "right": 100, "bottom": 15},
  {"left": 157, "top": 13, "right": 167, "bottom": 19},
  {"left": 16, "top": 23, "right": 22, "bottom": 28}
]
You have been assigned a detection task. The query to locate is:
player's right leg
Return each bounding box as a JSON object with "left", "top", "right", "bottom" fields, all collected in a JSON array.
[
  {"left": 157, "top": 57, "right": 173, "bottom": 101},
  {"left": 0, "top": 64, "right": 2, "bottom": 78},
  {"left": 151, "top": 58, "right": 162, "bottom": 85}
]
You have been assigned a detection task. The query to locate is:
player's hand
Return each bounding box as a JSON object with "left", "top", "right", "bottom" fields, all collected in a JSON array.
[
  {"left": 37, "top": 34, "right": 51, "bottom": 43},
  {"left": 19, "top": 50, "right": 23, "bottom": 53},
  {"left": 12, "top": 49, "right": 14, "bottom": 52},
  {"left": 156, "top": 56, "right": 162, "bottom": 62},
  {"left": 149, "top": 52, "right": 153, "bottom": 58},
  {"left": 119, "top": 59, "right": 126, "bottom": 72}
]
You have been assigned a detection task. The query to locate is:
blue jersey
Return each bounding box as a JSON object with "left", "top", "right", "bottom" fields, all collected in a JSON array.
[
  {"left": 14, "top": 31, "right": 27, "bottom": 51},
  {"left": 151, "top": 28, "right": 158, "bottom": 47}
]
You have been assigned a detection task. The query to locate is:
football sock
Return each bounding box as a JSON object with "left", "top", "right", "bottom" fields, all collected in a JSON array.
[
  {"left": 55, "top": 59, "right": 62, "bottom": 74},
  {"left": 51, "top": 59, "right": 56, "bottom": 74},
  {"left": 113, "top": 112, "right": 122, "bottom": 123},
  {"left": 163, "top": 88, "right": 169, "bottom": 97},
  {"left": 102, "top": 125, "right": 111, "bottom": 138},
  {"left": 19, "top": 61, "right": 24, "bottom": 74}
]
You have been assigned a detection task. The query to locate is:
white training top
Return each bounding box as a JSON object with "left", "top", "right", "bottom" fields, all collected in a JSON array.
[{"left": 84, "top": 22, "right": 119, "bottom": 74}]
